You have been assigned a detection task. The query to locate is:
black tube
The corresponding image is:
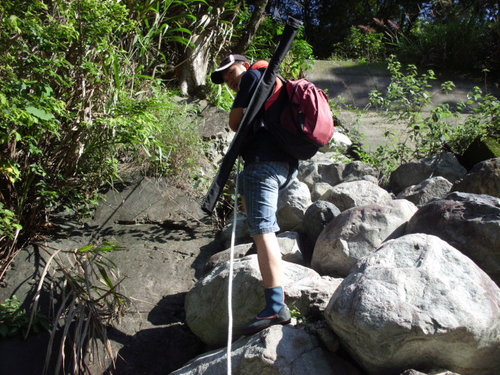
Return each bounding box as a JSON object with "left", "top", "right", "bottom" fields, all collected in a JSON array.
[{"left": 202, "top": 17, "right": 303, "bottom": 215}]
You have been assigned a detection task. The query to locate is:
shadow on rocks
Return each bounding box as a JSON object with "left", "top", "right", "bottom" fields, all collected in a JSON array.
[{"left": 104, "top": 293, "right": 204, "bottom": 375}]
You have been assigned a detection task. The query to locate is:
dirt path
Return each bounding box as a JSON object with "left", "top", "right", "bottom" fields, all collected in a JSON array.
[{"left": 305, "top": 60, "right": 499, "bottom": 152}]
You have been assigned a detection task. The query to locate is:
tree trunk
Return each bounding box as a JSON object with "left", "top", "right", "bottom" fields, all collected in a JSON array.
[
  {"left": 177, "top": 6, "right": 235, "bottom": 96},
  {"left": 233, "top": 0, "right": 270, "bottom": 54}
]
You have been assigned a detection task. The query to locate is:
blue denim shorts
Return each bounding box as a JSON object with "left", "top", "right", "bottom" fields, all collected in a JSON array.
[{"left": 239, "top": 161, "right": 295, "bottom": 237}]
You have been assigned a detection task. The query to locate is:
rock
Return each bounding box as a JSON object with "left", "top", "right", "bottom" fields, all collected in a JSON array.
[
  {"left": 299, "top": 159, "right": 345, "bottom": 191},
  {"left": 320, "top": 180, "right": 392, "bottom": 211},
  {"left": 285, "top": 275, "right": 343, "bottom": 318},
  {"left": 220, "top": 213, "right": 250, "bottom": 248},
  {"left": 397, "top": 176, "right": 453, "bottom": 206},
  {"left": 209, "top": 231, "right": 305, "bottom": 270},
  {"left": 325, "top": 233, "right": 500, "bottom": 375},
  {"left": 388, "top": 152, "right": 467, "bottom": 194},
  {"left": 205, "top": 243, "right": 254, "bottom": 273},
  {"left": 91, "top": 177, "right": 205, "bottom": 226},
  {"left": 312, "top": 199, "right": 417, "bottom": 276},
  {"left": 320, "top": 129, "right": 353, "bottom": 154},
  {"left": 406, "top": 192, "right": 500, "bottom": 284},
  {"left": 399, "top": 371, "right": 461, "bottom": 375},
  {"left": 169, "top": 325, "right": 361, "bottom": 375},
  {"left": 275, "top": 231, "right": 305, "bottom": 264},
  {"left": 303, "top": 200, "right": 341, "bottom": 245},
  {"left": 1, "top": 215, "right": 220, "bottom": 374},
  {"left": 311, "top": 181, "right": 335, "bottom": 201},
  {"left": 277, "top": 178, "right": 312, "bottom": 231},
  {"left": 342, "top": 161, "right": 379, "bottom": 182},
  {"left": 185, "top": 255, "right": 329, "bottom": 347},
  {"left": 452, "top": 157, "right": 500, "bottom": 198},
  {"left": 194, "top": 100, "right": 232, "bottom": 166},
  {"left": 308, "top": 320, "right": 341, "bottom": 353}
]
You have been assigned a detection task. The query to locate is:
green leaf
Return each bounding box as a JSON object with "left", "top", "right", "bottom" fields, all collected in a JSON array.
[{"left": 25, "top": 106, "right": 55, "bottom": 121}]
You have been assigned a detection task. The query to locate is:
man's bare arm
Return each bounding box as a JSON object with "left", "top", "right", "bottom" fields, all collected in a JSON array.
[{"left": 229, "top": 107, "right": 244, "bottom": 132}]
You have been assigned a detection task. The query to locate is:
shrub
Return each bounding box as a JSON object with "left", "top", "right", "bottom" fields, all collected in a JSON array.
[
  {"left": 332, "top": 26, "right": 386, "bottom": 62},
  {"left": 393, "top": 18, "right": 493, "bottom": 74},
  {"left": 0, "top": 0, "right": 207, "bottom": 273},
  {"left": 360, "top": 56, "right": 499, "bottom": 178}
]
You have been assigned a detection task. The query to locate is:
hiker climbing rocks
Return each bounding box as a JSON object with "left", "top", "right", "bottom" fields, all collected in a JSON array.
[{"left": 211, "top": 54, "right": 298, "bottom": 335}]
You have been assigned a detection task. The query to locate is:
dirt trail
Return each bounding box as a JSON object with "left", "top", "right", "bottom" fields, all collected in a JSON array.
[{"left": 305, "top": 60, "right": 499, "bottom": 151}]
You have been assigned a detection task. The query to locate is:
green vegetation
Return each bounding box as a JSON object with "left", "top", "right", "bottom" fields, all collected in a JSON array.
[
  {"left": 0, "top": 295, "right": 48, "bottom": 339},
  {"left": 0, "top": 0, "right": 208, "bottom": 269},
  {"left": 333, "top": 26, "right": 386, "bottom": 62},
  {"left": 354, "top": 56, "right": 499, "bottom": 179}
]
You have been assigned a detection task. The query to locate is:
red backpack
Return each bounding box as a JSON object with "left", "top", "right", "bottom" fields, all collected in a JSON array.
[{"left": 250, "top": 61, "right": 335, "bottom": 160}]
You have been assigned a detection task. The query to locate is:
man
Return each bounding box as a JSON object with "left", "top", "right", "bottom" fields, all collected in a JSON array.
[{"left": 211, "top": 54, "right": 297, "bottom": 335}]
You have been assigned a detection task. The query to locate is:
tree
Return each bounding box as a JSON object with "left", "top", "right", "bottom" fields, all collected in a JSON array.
[{"left": 177, "top": 0, "right": 271, "bottom": 96}]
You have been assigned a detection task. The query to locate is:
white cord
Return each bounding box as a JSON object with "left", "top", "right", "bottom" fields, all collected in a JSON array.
[{"left": 227, "top": 157, "right": 240, "bottom": 375}]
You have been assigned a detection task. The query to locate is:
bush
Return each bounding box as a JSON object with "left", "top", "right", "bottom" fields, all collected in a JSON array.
[
  {"left": 360, "top": 56, "right": 499, "bottom": 178},
  {"left": 0, "top": 0, "right": 207, "bottom": 270},
  {"left": 394, "top": 18, "right": 494, "bottom": 74},
  {"left": 332, "top": 26, "right": 386, "bottom": 62}
]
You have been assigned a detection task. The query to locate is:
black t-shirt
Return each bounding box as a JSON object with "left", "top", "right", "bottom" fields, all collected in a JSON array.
[{"left": 232, "top": 69, "right": 295, "bottom": 165}]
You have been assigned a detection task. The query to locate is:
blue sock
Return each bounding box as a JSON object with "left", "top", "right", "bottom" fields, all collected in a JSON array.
[{"left": 257, "top": 287, "right": 285, "bottom": 318}]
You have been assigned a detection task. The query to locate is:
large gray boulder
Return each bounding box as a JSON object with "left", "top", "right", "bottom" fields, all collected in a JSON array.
[
  {"left": 302, "top": 200, "right": 341, "bottom": 245},
  {"left": 169, "top": 325, "right": 361, "bottom": 375},
  {"left": 320, "top": 180, "right": 392, "bottom": 211},
  {"left": 220, "top": 213, "right": 250, "bottom": 248},
  {"left": 325, "top": 233, "right": 500, "bottom": 375},
  {"left": 312, "top": 199, "right": 417, "bottom": 276},
  {"left": 299, "top": 159, "right": 345, "bottom": 191},
  {"left": 206, "top": 232, "right": 305, "bottom": 273},
  {"left": 285, "top": 275, "right": 343, "bottom": 319},
  {"left": 311, "top": 181, "right": 335, "bottom": 201},
  {"left": 91, "top": 177, "right": 205, "bottom": 226},
  {"left": 406, "top": 192, "right": 500, "bottom": 284},
  {"left": 452, "top": 157, "right": 500, "bottom": 198},
  {"left": 388, "top": 152, "right": 467, "bottom": 194},
  {"left": 185, "top": 255, "right": 335, "bottom": 347},
  {"left": 342, "top": 161, "right": 379, "bottom": 182},
  {"left": 397, "top": 176, "right": 453, "bottom": 206},
  {"left": 277, "top": 178, "right": 312, "bottom": 231}
]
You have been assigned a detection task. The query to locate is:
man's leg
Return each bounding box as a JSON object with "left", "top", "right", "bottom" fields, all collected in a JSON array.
[{"left": 253, "top": 232, "right": 283, "bottom": 288}]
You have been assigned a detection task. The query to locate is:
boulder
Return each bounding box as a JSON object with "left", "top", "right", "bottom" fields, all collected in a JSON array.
[
  {"left": 397, "top": 176, "right": 453, "bottom": 206},
  {"left": 312, "top": 199, "right": 417, "bottom": 276},
  {"left": 169, "top": 325, "right": 361, "bottom": 375},
  {"left": 452, "top": 157, "right": 500, "bottom": 198},
  {"left": 400, "top": 371, "right": 461, "bottom": 375},
  {"left": 325, "top": 233, "right": 500, "bottom": 375},
  {"left": 311, "top": 182, "right": 335, "bottom": 201},
  {"left": 285, "top": 275, "right": 343, "bottom": 319},
  {"left": 388, "top": 153, "right": 467, "bottom": 194},
  {"left": 406, "top": 192, "right": 500, "bottom": 284},
  {"left": 320, "top": 129, "right": 353, "bottom": 154},
  {"left": 303, "top": 200, "right": 341, "bottom": 245},
  {"left": 320, "top": 180, "right": 392, "bottom": 211},
  {"left": 91, "top": 177, "right": 205, "bottom": 226},
  {"left": 220, "top": 213, "right": 250, "bottom": 248},
  {"left": 185, "top": 255, "right": 333, "bottom": 347},
  {"left": 277, "top": 178, "right": 311, "bottom": 231},
  {"left": 206, "top": 231, "right": 305, "bottom": 273},
  {"left": 342, "top": 161, "right": 379, "bottom": 182},
  {"left": 299, "top": 159, "right": 345, "bottom": 191},
  {"left": 205, "top": 243, "right": 254, "bottom": 274}
]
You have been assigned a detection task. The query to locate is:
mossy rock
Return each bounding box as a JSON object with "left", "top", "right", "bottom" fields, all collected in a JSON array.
[{"left": 458, "top": 135, "right": 500, "bottom": 170}]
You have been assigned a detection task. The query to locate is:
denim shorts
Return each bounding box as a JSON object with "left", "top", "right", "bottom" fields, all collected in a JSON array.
[{"left": 239, "top": 161, "right": 295, "bottom": 237}]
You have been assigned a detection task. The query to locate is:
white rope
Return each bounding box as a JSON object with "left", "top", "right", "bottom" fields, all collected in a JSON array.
[{"left": 227, "top": 157, "right": 240, "bottom": 375}]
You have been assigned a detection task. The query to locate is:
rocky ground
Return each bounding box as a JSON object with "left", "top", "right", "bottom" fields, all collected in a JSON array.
[{"left": 0, "top": 60, "right": 498, "bottom": 375}]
